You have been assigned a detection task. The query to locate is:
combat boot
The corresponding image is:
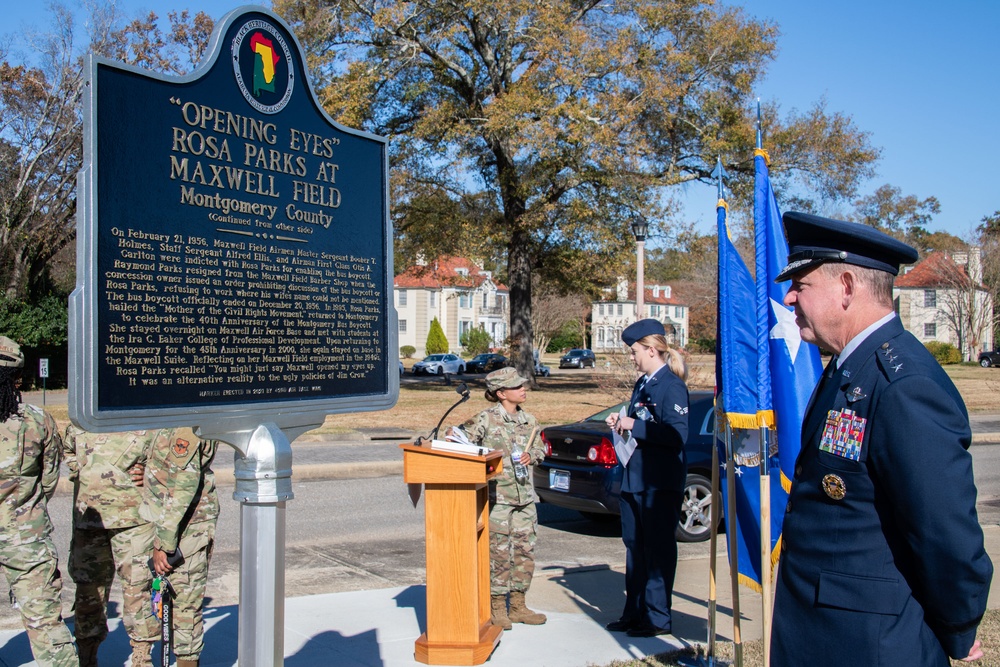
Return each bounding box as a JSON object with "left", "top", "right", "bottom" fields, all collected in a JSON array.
[
  {"left": 76, "top": 637, "right": 101, "bottom": 667},
  {"left": 490, "top": 594, "right": 512, "bottom": 630},
  {"left": 508, "top": 591, "right": 546, "bottom": 625},
  {"left": 175, "top": 660, "right": 200, "bottom": 667},
  {"left": 128, "top": 639, "right": 155, "bottom": 667}
]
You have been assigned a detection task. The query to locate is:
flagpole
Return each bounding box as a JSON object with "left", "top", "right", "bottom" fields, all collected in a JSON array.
[
  {"left": 759, "top": 426, "right": 772, "bottom": 667},
  {"left": 725, "top": 422, "right": 743, "bottom": 667},
  {"left": 706, "top": 415, "right": 720, "bottom": 665}
]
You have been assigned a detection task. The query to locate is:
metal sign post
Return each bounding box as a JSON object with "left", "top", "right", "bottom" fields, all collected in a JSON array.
[{"left": 38, "top": 358, "right": 48, "bottom": 405}]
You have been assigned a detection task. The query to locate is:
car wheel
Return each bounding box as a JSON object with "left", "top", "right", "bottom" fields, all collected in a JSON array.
[
  {"left": 587, "top": 359, "right": 595, "bottom": 368},
  {"left": 676, "top": 473, "right": 715, "bottom": 543},
  {"left": 458, "top": 365, "right": 466, "bottom": 374},
  {"left": 982, "top": 358, "right": 992, "bottom": 368},
  {"left": 436, "top": 367, "right": 444, "bottom": 375}
]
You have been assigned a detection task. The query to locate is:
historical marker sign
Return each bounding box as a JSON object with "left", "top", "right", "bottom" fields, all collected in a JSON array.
[{"left": 70, "top": 7, "right": 396, "bottom": 434}]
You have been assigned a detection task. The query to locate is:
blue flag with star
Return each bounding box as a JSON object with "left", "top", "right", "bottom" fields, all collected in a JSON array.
[
  {"left": 715, "top": 197, "right": 768, "bottom": 590},
  {"left": 754, "top": 149, "right": 823, "bottom": 494}
]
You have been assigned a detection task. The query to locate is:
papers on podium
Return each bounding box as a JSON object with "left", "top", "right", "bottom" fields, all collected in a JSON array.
[
  {"left": 611, "top": 407, "right": 637, "bottom": 467},
  {"left": 431, "top": 427, "right": 492, "bottom": 457}
]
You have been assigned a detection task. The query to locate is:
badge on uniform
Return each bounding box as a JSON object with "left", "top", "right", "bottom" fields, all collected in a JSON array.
[
  {"left": 819, "top": 408, "right": 865, "bottom": 461},
  {"left": 822, "top": 474, "right": 846, "bottom": 500},
  {"left": 634, "top": 403, "right": 656, "bottom": 423},
  {"left": 173, "top": 438, "right": 190, "bottom": 457}
]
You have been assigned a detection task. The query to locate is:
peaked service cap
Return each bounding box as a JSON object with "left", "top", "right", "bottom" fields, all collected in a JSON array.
[
  {"left": 775, "top": 211, "right": 918, "bottom": 283},
  {"left": 0, "top": 336, "right": 24, "bottom": 368},
  {"left": 486, "top": 366, "right": 529, "bottom": 391},
  {"left": 622, "top": 318, "right": 666, "bottom": 346}
]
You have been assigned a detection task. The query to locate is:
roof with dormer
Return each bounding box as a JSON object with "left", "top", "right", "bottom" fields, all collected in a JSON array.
[
  {"left": 394, "top": 256, "right": 509, "bottom": 292},
  {"left": 894, "top": 251, "right": 981, "bottom": 290}
]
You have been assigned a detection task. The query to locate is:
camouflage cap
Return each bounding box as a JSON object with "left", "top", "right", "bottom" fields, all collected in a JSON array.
[
  {"left": 0, "top": 336, "right": 23, "bottom": 369},
  {"left": 486, "top": 366, "right": 529, "bottom": 391}
]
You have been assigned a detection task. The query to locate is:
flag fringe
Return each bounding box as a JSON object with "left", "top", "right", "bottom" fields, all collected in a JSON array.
[
  {"left": 780, "top": 471, "right": 793, "bottom": 493},
  {"left": 738, "top": 573, "right": 763, "bottom": 594},
  {"left": 724, "top": 412, "right": 760, "bottom": 429},
  {"left": 724, "top": 411, "right": 776, "bottom": 429}
]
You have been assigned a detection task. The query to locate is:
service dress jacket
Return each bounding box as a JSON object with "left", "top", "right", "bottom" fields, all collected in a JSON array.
[
  {"left": 622, "top": 366, "right": 689, "bottom": 494},
  {"left": 771, "top": 318, "right": 993, "bottom": 666}
]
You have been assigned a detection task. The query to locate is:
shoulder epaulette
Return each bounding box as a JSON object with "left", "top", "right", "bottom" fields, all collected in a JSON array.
[{"left": 875, "top": 337, "right": 916, "bottom": 382}]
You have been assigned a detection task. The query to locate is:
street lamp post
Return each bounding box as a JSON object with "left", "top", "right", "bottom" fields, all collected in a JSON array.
[{"left": 631, "top": 217, "right": 648, "bottom": 321}]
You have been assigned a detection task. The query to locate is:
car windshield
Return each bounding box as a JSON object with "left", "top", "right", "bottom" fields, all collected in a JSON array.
[
  {"left": 424, "top": 355, "right": 445, "bottom": 361},
  {"left": 567, "top": 350, "right": 586, "bottom": 357},
  {"left": 472, "top": 354, "right": 489, "bottom": 361}
]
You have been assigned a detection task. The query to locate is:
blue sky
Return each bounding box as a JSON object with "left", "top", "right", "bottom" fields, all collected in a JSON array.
[{"left": 7, "top": 1, "right": 997, "bottom": 239}]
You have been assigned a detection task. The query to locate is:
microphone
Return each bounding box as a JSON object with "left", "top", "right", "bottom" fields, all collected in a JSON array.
[{"left": 418, "top": 383, "right": 471, "bottom": 445}]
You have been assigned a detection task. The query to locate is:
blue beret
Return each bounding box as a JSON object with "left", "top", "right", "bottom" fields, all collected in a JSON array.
[
  {"left": 622, "top": 319, "right": 666, "bottom": 346},
  {"left": 775, "top": 211, "right": 918, "bottom": 282}
]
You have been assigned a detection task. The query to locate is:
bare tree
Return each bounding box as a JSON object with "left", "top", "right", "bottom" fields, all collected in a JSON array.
[
  {"left": 0, "top": 4, "right": 214, "bottom": 300},
  {"left": 933, "top": 249, "right": 995, "bottom": 361},
  {"left": 530, "top": 285, "right": 590, "bottom": 359}
]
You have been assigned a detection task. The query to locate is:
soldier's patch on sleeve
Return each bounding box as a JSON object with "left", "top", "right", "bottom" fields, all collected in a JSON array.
[
  {"left": 172, "top": 438, "right": 190, "bottom": 458},
  {"left": 165, "top": 427, "right": 200, "bottom": 468}
]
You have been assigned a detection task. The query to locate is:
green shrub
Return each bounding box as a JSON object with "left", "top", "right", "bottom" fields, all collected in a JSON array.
[
  {"left": 546, "top": 322, "right": 584, "bottom": 352},
  {"left": 425, "top": 318, "right": 449, "bottom": 354},
  {"left": 460, "top": 327, "right": 493, "bottom": 356},
  {"left": 925, "top": 341, "right": 961, "bottom": 364},
  {"left": 400, "top": 345, "right": 416, "bottom": 358}
]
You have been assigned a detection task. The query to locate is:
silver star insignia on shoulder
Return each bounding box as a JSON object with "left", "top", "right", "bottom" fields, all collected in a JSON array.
[{"left": 893, "top": 363, "right": 903, "bottom": 373}]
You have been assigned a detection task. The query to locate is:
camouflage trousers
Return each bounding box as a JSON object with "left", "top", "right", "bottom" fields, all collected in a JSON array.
[
  {"left": 488, "top": 501, "right": 537, "bottom": 596},
  {"left": 70, "top": 522, "right": 158, "bottom": 643},
  {"left": 0, "top": 537, "right": 77, "bottom": 667},
  {"left": 168, "top": 519, "right": 216, "bottom": 660}
]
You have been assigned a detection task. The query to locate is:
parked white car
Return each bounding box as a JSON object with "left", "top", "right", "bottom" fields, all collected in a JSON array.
[{"left": 412, "top": 353, "right": 466, "bottom": 375}]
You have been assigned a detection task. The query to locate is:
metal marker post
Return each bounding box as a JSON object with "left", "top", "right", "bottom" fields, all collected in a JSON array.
[
  {"left": 38, "top": 358, "right": 48, "bottom": 405},
  {"left": 232, "top": 423, "right": 294, "bottom": 667}
]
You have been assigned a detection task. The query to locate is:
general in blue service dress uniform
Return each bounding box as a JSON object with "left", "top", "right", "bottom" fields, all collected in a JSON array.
[{"left": 770, "top": 212, "right": 993, "bottom": 666}]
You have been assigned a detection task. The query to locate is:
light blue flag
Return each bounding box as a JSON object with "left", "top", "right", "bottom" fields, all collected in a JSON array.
[
  {"left": 754, "top": 149, "right": 823, "bottom": 495},
  {"left": 715, "top": 198, "right": 768, "bottom": 590}
]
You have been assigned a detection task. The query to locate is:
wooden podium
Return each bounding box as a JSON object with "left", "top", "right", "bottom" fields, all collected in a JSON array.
[{"left": 401, "top": 443, "right": 505, "bottom": 665}]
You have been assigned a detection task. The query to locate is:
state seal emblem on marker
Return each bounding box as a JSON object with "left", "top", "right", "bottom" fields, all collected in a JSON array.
[{"left": 232, "top": 18, "right": 294, "bottom": 114}]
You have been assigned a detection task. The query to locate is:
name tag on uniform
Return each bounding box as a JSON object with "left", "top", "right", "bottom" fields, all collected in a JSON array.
[{"left": 819, "top": 408, "right": 865, "bottom": 461}]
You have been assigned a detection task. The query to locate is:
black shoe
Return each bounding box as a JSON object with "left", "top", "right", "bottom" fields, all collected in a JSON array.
[
  {"left": 605, "top": 618, "right": 637, "bottom": 632},
  {"left": 626, "top": 623, "right": 672, "bottom": 637}
]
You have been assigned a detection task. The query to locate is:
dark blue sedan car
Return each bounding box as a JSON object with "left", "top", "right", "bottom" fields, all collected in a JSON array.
[{"left": 533, "top": 390, "right": 717, "bottom": 542}]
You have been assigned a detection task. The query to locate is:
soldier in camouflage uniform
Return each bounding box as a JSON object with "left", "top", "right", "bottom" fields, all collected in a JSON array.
[
  {"left": 141, "top": 427, "right": 219, "bottom": 667},
  {"left": 0, "top": 335, "right": 77, "bottom": 667},
  {"left": 460, "top": 367, "right": 547, "bottom": 630},
  {"left": 63, "top": 426, "right": 160, "bottom": 666}
]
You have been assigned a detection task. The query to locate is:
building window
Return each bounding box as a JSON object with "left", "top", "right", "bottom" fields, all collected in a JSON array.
[
  {"left": 483, "top": 292, "right": 489, "bottom": 309},
  {"left": 598, "top": 304, "right": 604, "bottom": 316},
  {"left": 617, "top": 304, "right": 623, "bottom": 316},
  {"left": 924, "top": 290, "right": 936, "bottom": 308},
  {"left": 398, "top": 290, "right": 407, "bottom": 306},
  {"left": 675, "top": 306, "right": 683, "bottom": 318},
  {"left": 924, "top": 323, "right": 936, "bottom": 338},
  {"left": 429, "top": 292, "right": 436, "bottom": 307},
  {"left": 597, "top": 328, "right": 605, "bottom": 345},
  {"left": 460, "top": 320, "right": 472, "bottom": 337},
  {"left": 399, "top": 320, "right": 407, "bottom": 333},
  {"left": 459, "top": 292, "right": 470, "bottom": 308}
]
